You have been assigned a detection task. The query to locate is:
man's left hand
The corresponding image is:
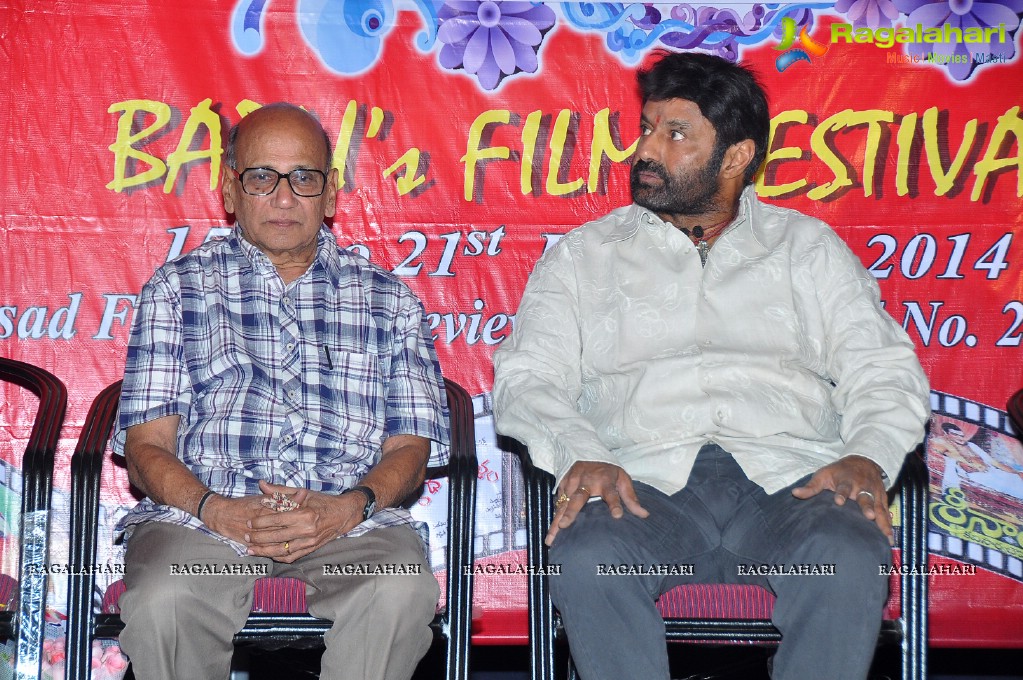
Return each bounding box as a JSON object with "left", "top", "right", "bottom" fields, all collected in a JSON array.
[
  {"left": 792, "top": 455, "right": 893, "bottom": 545},
  {"left": 245, "top": 480, "right": 364, "bottom": 563}
]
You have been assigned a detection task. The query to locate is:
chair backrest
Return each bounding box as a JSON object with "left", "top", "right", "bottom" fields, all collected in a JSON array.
[
  {"left": 0, "top": 357, "right": 68, "bottom": 680},
  {"left": 65, "top": 377, "right": 477, "bottom": 680}
]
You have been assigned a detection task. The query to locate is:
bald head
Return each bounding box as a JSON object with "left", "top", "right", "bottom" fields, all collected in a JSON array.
[{"left": 225, "top": 103, "right": 333, "bottom": 172}]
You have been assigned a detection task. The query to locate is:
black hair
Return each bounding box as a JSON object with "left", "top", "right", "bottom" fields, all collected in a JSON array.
[{"left": 637, "top": 52, "right": 769, "bottom": 185}]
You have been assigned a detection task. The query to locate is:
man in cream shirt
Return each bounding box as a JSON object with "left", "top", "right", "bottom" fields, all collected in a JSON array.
[{"left": 493, "top": 53, "right": 929, "bottom": 680}]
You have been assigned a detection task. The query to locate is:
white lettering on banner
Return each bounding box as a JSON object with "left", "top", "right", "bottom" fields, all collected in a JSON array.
[
  {"left": 166, "top": 225, "right": 233, "bottom": 262},
  {"left": 94, "top": 294, "right": 139, "bottom": 340},
  {"left": 427, "top": 299, "right": 515, "bottom": 347},
  {"left": 540, "top": 233, "right": 566, "bottom": 257},
  {"left": 889, "top": 300, "right": 1023, "bottom": 348},
  {"left": 0, "top": 293, "right": 82, "bottom": 340},
  {"left": 350, "top": 226, "right": 505, "bottom": 278},
  {"left": 866, "top": 232, "right": 1012, "bottom": 280}
]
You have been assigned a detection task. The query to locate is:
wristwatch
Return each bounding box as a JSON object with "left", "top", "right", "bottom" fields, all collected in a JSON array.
[{"left": 347, "top": 485, "right": 377, "bottom": 521}]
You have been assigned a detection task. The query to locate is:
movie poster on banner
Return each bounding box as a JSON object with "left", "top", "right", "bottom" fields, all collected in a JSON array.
[{"left": 0, "top": 0, "right": 1021, "bottom": 663}]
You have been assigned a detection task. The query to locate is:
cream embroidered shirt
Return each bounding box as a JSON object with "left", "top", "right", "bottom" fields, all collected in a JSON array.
[{"left": 493, "top": 188, "right": 930, "bottom": 494}]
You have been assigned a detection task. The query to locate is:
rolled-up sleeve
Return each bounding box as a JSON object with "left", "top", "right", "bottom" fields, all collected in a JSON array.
[
  {"left": 386, "top": 293, "right": 449, "bottom": 468},
  {"left": 112, "top": 269, "right": 192, "bottom": 457}
]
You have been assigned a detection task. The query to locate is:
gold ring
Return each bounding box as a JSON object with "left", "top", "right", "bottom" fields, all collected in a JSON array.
[
  {"left": 857, "top": 491, "right": 875, "bottom": 502},
  {"left": 284, "top": 541, "right": 291, "bottom": 555},
  {"left": 555, "top": 493, "right": 571, "bottom": 508},
  {"left": 577, "top": 486, "right": 590, "bottom": 497}
]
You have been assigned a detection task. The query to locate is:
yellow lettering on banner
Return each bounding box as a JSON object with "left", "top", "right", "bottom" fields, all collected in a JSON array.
[
  {"left": 546, "top": 110, "right": 584, "bottom": 196},
  {"left": 852, "top": 109, "right": 892, "bottom": 197},
  {"left": 807, "top": 111, "right": 854, "bottom": 200},
  {"left": 106, "top": 100, "right": 171, "bottom": 192},
  {"left": 164, "top": 98, "right": 223, "bottom": 193},
  {"left": 334, "top": 100, "right": 359, "bottom": 190},
  {"left": 461, "top": 109, "right": 511, "bottom": 202},
  {"left": 806, "top": 109, "right": 892, "bottom": 199},
  {"left": 922, "top": 107, "right": 978, "bottom": 196},
  {"left": 367, "top": 107, "right": 385, "bottom": 138},
  {"left": 520, "top": 110, "right": 543, "bottom": 195},
  {"left": 236, "top": 99, "right": 262, "bottom": 118},
  {"left": 383, "top": 148, "right": 428, "bottom": 195},
  {"left": 758, "top": 109, "right": 809, "bottom": 197},
  {"left": 971, "top": 105, "right": 1023, "bottom": 200},
  {"left": 894, "top": 112, "right": 917, "bottom": 196},
  {"left": 588, "top": 108, "right": 635, "bottom": 193}
]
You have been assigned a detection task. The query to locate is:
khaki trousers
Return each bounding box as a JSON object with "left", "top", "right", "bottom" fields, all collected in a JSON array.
[{"left": 119, "top": 523, "right": 439, "bottom": 680}]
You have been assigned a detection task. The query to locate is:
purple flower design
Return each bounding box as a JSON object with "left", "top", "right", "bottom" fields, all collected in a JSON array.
[
  {"left": 437, "top": 1, "right": 556, "bottom": 90},
  {"left": 893, "top": 0, "right": 1023, "bottom": 79},
  {"left": 836, "top": 0, "right": 902, "bottom": 28}
]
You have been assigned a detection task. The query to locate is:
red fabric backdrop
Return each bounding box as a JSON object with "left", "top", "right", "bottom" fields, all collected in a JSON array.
[{"left": 1, "top": 0, "right": 1021, "bottom": 646}]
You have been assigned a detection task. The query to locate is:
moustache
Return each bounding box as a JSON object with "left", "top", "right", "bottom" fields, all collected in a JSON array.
[{"left": 632, "top": 159, "right": 668, "bottom": 181}]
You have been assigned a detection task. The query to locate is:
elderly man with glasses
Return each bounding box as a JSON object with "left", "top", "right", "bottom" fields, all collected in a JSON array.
[{"left": 112, "top": 102, "right": 448, "bottom": 680}]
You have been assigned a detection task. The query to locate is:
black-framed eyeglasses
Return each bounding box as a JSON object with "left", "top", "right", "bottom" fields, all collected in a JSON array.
[{"left": 231, "top": 167, "right": 328, "bottom": 197}]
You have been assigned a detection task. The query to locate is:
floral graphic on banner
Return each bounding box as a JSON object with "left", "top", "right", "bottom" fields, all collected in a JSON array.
[
  {"left": 893, "top": 0, "right": 1023, "bottom": 79},
  {"left": 230, "top": 0, "right": 1023, "bottom": 86}
]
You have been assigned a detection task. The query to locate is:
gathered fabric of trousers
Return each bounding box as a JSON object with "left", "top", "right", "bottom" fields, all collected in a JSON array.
[
  {"left": 120, "top": 523, "right": 439, "bottom": 680},
  {"left": 549, "top": 443, "right": 892, "bottom": 680}
]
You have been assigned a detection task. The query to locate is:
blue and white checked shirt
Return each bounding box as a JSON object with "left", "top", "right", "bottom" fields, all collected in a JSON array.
[{"left": 113, "top": 226, "right": 449, "bottom": 555}]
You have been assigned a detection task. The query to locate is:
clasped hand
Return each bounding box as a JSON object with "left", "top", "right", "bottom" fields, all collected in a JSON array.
[{"left": 203, "top": 480, "right": 363, "bottom": 563}]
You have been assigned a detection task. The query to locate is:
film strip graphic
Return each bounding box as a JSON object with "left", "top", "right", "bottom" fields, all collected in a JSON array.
[{"left": 927, "top": 390, "right": 1023, "bottom": 582}]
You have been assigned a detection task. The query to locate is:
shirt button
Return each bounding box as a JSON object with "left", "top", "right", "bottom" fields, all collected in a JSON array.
[
  {"left": 283, "top": 297, "right": 293, "bottom": 306},
  {"left": 285, "top": 342, "right": 295, "bottom": 351},
  {"left": 287, "top": 389, "right": 297, "bottom": 400},
  {"left": 281, "top": 434, "right": 293, "bottom": 443}
]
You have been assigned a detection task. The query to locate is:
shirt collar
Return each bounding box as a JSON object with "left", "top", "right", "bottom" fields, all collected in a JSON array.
[
  {"left": 605, "top": 186, "right": 768, "bottom": 257},
  {"left": 232, "top": 224, "right": 342, "bottom": 283}
]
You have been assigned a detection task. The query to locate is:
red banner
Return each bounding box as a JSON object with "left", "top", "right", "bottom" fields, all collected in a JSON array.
[{"left": 2, "top": 0, "right": 1021, "bottom": 649}]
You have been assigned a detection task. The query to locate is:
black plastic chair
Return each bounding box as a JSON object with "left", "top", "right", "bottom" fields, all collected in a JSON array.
[
  {"left": 66, "top": 378, "right": 477, "bottom": 680},
  {"left": 0, "top": 357, "right": 68, "bottom": 680},
  {"left": 513, "top": 440, "right": 928, "bottom": 680}
]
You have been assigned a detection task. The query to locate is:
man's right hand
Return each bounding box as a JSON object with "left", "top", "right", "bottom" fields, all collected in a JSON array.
[
  {"left": 200, "top": 494, "right": 273, "bottom": 545},
  {"left": 547, "top": 461, "right": 649, "bottom": 546}
]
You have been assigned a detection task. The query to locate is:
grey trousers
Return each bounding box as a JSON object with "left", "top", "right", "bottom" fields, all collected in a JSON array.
[
  {"left": 549, "top": 444, "right": 892, "bottom": 680},
  {"left": 120, "top": 523, "right": 439, "bottom": 680}
]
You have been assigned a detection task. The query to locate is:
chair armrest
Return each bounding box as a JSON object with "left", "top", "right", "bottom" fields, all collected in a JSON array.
[
  {"left": 66, "top": 380, "right": 122, "bottom": 680},
  {"left": 0, "top": 358, "right": 68, "bottom": 678},
  {"left": 434, "top": 379, "right": 477, "bottom": 675},
  {"left": 893, "top": 445, "right": 928, "bottom": 678}
]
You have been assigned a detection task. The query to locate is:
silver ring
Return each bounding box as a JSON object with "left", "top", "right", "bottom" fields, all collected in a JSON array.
[{"left": 857, "top": 491, "right": 875, "bottom": 502}]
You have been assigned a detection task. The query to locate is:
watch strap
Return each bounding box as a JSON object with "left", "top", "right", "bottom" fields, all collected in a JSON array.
[{"left": 348, "top": 485, "right": 376, "bottom": 520}]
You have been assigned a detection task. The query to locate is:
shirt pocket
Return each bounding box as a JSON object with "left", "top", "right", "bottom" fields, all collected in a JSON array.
[{"left": 318, "top": 350, "right": 386, "bottom": 444}]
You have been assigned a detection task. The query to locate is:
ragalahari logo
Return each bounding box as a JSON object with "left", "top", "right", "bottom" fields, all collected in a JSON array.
[{"left": 774, "top": 17, "right": 830, "bottom": 72}]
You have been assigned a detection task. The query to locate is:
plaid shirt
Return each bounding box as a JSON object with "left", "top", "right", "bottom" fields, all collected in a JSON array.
[{"left": 113, "top": 226, "right": 449, "bottom": 555}]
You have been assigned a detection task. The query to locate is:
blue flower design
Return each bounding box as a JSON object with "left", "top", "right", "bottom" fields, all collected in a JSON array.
[
  {"left": 436, "top": 1, "right": 556, "bottom": 90},
  {"left": 893, "top": 0, "right": 1023, "bottom": 79},
  {"left": 836, "top": 0, "right": 902, "bottom": 28}
]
